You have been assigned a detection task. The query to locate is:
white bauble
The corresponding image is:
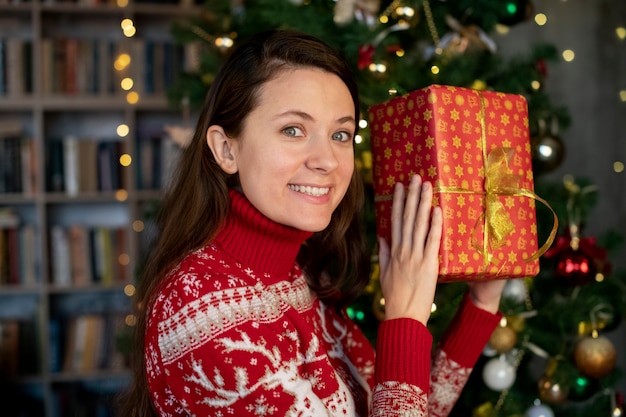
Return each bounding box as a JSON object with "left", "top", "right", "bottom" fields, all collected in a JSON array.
[
  {"left": 502, "top": 279, "right": 527, "bottom": 303},
  {"left": 525, "top": 404, "right": 555, "bottom": 417},
  {"left": 482, "top": 356, "right": 516, "bottom": 391}
]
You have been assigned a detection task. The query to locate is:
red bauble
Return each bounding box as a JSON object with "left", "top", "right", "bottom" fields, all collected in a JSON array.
[
  {"left": 536, "top": 58, "right": 548, "bottom": 78},
  {"left": 358, "top": 44, "right": 375, "bottom": 70},
  {"left": 545, "top": 232, "right": 611, "bottom": 287},
  {"left": 555, "top": 248, "right": 595, "bottom": 286}
]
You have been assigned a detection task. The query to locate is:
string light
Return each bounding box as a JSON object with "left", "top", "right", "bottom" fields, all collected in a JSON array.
[
  {"left": 114, "top": 54, "right": 131, "bottom": 71},
  {"left": 562, "top": 49, "right": 575, "bottom": 62},
  {"left": 535, "top": 13, "right": 547, "bottom": 26},
  {"left": 126, "top": 91, "right": 139, "bottom": 104},
  {"left": 132, "top": 220, "right": 144, "bottom": 232},
  {"left": 116, "top": 124, "right": 130, "bottom": 137},
  {"left": 124, "top": 284, "right": 135, "bottom": 297},
  {"left": 115, "top": 189, "right": 128, "bottom": 202},
  {"left": 119, "top": 154, "right": 132, "bottom": 167},
  {"left": 120, "top": 77, "right": 133, "bottom": 91}
]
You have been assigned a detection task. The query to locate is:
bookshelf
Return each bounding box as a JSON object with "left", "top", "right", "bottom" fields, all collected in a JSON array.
[{"left": 0, "top": 1, "right": 195, "bottom": 415}]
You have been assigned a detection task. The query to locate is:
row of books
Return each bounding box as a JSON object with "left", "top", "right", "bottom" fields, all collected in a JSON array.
[
  {"left": 0, "top": 319, "right": 40, "bottom": 377},
  {"left": 0, "top": 207, "right": 40, "bottom": 286},
  {"left": 46, "top": 137, "right": 125, "bottom": 194},
  {"left": 0, "top": 121, "right": 37, "bottom": 195},
  {"left": 1, "top": 36, "right": 193, "bottom": 97},
  {"left": 49, "top": 312, "right": 128, "bottom": 374},
  {"left": 0, "top": 224, "right": 40, "bottom": 286},
  {"left": 39, "top": 37, "right": 190, "bottom": 96},
  {"left": 0, "top": 38, "right": 33, "bottom": 97},
  {"left": 136, "top": 132, "right": 181, "bottom": 190},
  {"left": 6, "top": 132, "right": 179, "bottom": 195},
  {"left": 49, "top": 225, "right": 128, "bottom": 287}
]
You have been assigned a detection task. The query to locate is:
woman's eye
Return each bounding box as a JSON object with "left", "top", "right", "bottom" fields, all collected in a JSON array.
[
  {"left": 332, "top": 131, "right": 352, "bottom": 142},
  {"left": 283, "top": 126, "right": 304, "bottom": 137}
]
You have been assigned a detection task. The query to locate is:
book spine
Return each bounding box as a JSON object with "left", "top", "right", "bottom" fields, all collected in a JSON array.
[
  {"left": 50, "top": 226, "right": 71, "bottom": 287},
  {"left": 63, "top": 136, "right": 79, "bottom": 196}
]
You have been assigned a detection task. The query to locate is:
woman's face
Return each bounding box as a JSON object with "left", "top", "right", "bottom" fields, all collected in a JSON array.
[{"left": 224, "top": 67, "right": 356, "bottom": 232}]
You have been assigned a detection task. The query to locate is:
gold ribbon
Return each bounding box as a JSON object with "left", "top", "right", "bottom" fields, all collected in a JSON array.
[{"left": 436, "top": 93, "right": 557, "bottom": 269}]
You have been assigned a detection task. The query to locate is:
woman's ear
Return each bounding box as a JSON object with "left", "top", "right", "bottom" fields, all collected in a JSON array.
[{"left": 206, "top": 125, "right": 238, "bottom": 174}]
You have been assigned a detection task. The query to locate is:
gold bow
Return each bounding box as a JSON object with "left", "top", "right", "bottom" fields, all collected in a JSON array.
[{"left": 434, "top": 93, "right": 557, "bottom": 269}]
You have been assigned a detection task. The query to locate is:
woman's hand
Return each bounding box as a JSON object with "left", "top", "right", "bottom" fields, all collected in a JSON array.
[
  {"left": 378, "top": 175, "right": 443, "bottom": 325},
  {"left": 467, "top": 279, "right": 507, "bottom": 314}
]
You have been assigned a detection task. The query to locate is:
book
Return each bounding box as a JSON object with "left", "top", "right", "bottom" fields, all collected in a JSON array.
[
  {"left": 63, "top": 135, "right": 79, "bottom": 195},
  {"left": 19, "top": 224, "right": 38, "bottom": 285},
  {"left": 50, "top": 226, "right": 71, "bottom": 287},
  {"left": 46, "top": 139, "right": 65, "bottom": 192},
  {"left": 67, "top": 225, "right": 92, "bottom": 286},
  {"left": 77, "top": 139, "right": 98, "bottom": 193},
  {"left": 0, "top": 320, "right": 20, "bottom": 376},
  {"left": 63, "top": 314, "right": 105, "bottom": 372}
]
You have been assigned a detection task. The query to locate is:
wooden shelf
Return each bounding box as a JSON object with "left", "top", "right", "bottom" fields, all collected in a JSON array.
[{"left": 0, "top": 2, "right": 186, "bottom": 415}]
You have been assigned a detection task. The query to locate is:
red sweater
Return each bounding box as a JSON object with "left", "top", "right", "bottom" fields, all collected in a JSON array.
[{"left": 145, "top": 191, "right": 500, "bottom": 416}]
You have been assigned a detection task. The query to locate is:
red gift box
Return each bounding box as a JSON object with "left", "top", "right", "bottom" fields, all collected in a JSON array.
[{"left": 369, "top": 84, "right": 552, "bottom": 282}]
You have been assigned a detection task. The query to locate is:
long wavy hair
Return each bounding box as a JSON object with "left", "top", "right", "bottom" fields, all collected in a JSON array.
[{"left": 117, "top": 29, "right": 371, "bottom": 416}]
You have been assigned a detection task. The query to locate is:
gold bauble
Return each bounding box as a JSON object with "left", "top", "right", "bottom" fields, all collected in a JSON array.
[
  {"left": 487, "top": 325, "right": 517, "bottom": 354},
  {"left": 538, "top": 374, "right": 569, "bottom": 404},
  {"left": 506, "top": 315, "right": 526, "bottom": 333},
  {"left": 573, "top": 335, "right": 617, "bottom": 379},
  {"left": 372, "top": 289, "right": 386, "bottom": 322}
]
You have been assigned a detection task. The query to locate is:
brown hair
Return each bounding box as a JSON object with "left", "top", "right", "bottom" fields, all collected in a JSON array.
[{"left": 117, "top": 29, "right": 370, "bottom": 416}]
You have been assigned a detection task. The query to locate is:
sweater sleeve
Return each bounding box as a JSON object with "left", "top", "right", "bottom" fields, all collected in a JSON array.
[
  {"left": 371, "top": 318, "right": 432, "bottom": 416},
  {"left": 428, "top": 293, "right": 502, "bottom": 416},
  {"left": 371, "top": 293, "right": 501, "bottom": 417}
]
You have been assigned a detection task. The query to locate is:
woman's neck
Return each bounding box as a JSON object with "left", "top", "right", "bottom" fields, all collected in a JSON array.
[{"left": 213, "top": 190, "right": 313, "bottom": 280}]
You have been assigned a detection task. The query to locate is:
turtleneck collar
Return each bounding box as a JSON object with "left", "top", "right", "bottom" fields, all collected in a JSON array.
[{"left": 213, "top": 190, "right": 314, "bottom": 279}]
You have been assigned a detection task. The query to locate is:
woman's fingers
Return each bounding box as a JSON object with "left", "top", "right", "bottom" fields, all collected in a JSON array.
[
  {"left": 389, "top": 181, "right": 405, "bottom": 252},
  {"left": 378, "top": 175, "right": 443, "bottom": 323},
  {"left": 412, "top": 181, "right": 433, "bottom": 254},
  {"left": 401, "top": 175, "right": 422, "bottom": 249}
]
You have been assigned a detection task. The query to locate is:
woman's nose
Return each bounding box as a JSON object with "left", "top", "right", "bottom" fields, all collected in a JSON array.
[{"left": 306, "top": 136, "right": 339, "bottom": 173}]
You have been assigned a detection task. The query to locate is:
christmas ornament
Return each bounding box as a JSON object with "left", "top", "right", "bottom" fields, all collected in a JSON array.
[
  {"left": 573, "top": 332, "right": 617, "bottom": 379},
  {"left": 502, "top": 279, "right": 528, "bottom": 303},
  {"left": 472, "top": 401, "right": 495, "bottom": 417},
  {"left": 531, "top": 133, "right": 564, "bottom": 174},
  {"left": 334, "top": 0, "right": 381, "bottom": 26},
  {"left": 488, "top": 323, "right": 518, "bottom": 354},
  {"left": 506, "top": 315, "right": 526, "bottom": 333},
  {"left": 537, "top": 358, "right": 569, "bottom": 404},
  {"left": 482, "top": 356, "right": 516, "bottom": 391},
  {"left": 538, "top": 374, "right": 568, "bottom": 404},
  {"left": 536, "top": 59, "right": 548, "bottom": 78},
  {"left": 524, "top": 403, "right": 554, "bottom": 417},
  {"left": 435, "top": 15, "right": 497, "bottom": 58},
  {"left": 543, "top": 178, "right": 611, "bottom": 286},
  {"left": 544, "top": 226, "right": 610, "bottom": 286},
  {"left": 358, "top": 44, "right": 376, "bottom": 70},
  {"left": 531, "top": 117, "right": 564, "bottom": 175},
  {"left": 372, "top": 288, "right": 386, "bottom": 322}
]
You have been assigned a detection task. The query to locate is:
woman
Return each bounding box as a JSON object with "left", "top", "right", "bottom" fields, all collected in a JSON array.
[{"left": 119, "top": 29, "right": 504, "bottom": 416}]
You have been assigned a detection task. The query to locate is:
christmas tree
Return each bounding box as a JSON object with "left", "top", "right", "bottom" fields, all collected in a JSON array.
[{"left": 165, "top": 1, "right": 625, "bottom": 415}]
